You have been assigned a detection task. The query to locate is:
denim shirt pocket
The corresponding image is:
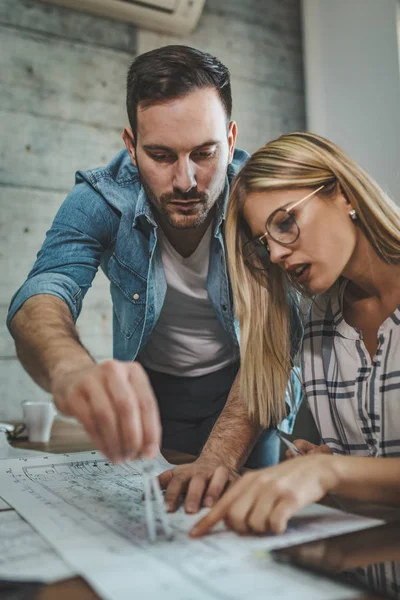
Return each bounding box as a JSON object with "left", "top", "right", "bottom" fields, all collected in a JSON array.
[{"left": 108, "top": 255, "right": 147, "bottom": 339}]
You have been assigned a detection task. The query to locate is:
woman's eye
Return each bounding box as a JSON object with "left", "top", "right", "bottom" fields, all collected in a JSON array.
[{"left": 278, "top": 217, "right": 293, "bottom": 232}]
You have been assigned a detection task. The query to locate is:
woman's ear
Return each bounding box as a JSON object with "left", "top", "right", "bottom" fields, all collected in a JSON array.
[{"left": 339, "top": 184, "right": 350, "bottom": 204}]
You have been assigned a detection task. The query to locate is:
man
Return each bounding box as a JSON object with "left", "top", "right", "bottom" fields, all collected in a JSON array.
[{"left": 7, "top": 46, "right": 287, "bottom": 514}]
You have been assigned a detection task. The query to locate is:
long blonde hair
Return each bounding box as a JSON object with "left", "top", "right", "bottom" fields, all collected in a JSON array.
[{"left": 226, "top": 132, "right": 400, "bottom": 427}]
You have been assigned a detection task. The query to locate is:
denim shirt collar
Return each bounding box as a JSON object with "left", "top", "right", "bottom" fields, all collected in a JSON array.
[{"left": 133, "top": 186, "right": 156, "bottom": 228}]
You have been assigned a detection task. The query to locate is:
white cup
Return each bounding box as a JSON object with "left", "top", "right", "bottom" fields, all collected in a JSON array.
[{"left": 22, "top": 401, "right": 56, "bottom": 443}]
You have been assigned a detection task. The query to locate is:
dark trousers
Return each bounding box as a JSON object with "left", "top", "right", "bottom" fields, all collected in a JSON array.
[{"left": 143, "top": 361, "right": 279, "bottom": 468}]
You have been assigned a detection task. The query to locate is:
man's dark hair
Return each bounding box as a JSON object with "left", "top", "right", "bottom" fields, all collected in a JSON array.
[{"left": 126, "top": 45, "right": 232, "bottom": 136}]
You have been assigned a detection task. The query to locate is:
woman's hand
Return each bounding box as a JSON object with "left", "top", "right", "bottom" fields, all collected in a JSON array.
[
  {"left": 285, "top": 439, "right": 333, "bottom": 459},
  {"left": 190, "top": 454, "right": 339, "bottom": 538}
]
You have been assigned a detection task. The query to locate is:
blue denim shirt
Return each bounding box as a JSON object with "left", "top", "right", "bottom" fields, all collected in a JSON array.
[
  {"left": 7, "top": 148, "right": 249, "bottom": 362},
  {"left": 7, "top": 147, "right": 302, "bottom": 432}
]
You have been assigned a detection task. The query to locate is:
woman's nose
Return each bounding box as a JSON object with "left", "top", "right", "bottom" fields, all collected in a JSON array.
[{"left": 268, "top": 238, "right": 292, "bottom": 265}]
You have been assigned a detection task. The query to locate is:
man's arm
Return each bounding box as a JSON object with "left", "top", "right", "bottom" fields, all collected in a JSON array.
[
  {"left": 8, "top": 179, "right": 161, "bottom": 463},
  {"left": 10, "top": 295, "right": 161, "bottom": 463},
  {"left": 159, "top": 369, "right": 262, "bottom": 513},
  {"left": 200, "top": 371, "right": 260, "bottom": 470},
  {"left": 10, "top": 295, "right": 94, "bottom": 391}
]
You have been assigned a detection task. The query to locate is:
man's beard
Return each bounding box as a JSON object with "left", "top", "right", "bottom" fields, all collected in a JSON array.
[{"left": 137, "top": 165, "right": 226, "bottom": 230}]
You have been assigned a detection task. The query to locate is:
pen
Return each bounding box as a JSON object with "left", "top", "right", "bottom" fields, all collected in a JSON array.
[
  {"left": 277, "top": 432, "right": 302, "bottom": 456},
  {"left": 277, "top": 432, "right": 347, "bottom": 512}
]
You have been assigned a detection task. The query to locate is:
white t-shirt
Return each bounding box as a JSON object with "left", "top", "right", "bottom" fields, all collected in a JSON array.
[{"left": 139, "top": 225, "right": 236, "bottom": 377}]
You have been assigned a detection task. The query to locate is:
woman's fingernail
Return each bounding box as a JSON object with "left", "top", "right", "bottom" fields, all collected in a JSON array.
[{"left": 204, "top": 496, "right": 214, "bottom": 507}]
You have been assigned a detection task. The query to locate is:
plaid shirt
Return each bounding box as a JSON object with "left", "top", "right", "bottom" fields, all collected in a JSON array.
[
  {"left": 348, "top": 560, "right": 400, "bottom": 598},
  {"left": 301, "top": 279, "right": 400, "bottom": 457}
]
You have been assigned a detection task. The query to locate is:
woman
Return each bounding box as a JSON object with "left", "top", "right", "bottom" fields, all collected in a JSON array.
[{"left": 190, "top": 132, "right": 400, "bottom": 538}]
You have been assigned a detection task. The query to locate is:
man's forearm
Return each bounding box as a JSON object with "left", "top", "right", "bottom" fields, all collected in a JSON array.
[
  {"left": 200, "top": 370, "right": 262, "bottom": 471},
  {"left": 10, "top": 295, "right": 95, "bottom": 392}
]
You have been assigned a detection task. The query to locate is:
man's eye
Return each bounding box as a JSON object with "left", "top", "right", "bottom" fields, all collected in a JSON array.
[
  {"left": 150, "top": 153, "right": 174, "bottom": 162},
  {"left": 193, "top": 151, "right": 215, "bottom": 159}
]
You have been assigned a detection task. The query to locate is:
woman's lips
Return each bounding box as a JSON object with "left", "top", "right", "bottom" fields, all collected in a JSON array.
[{"left": 296, "top": 264, "right": 311, "bottom": 285}]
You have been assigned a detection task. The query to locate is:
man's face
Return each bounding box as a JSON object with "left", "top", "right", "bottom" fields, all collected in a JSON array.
[{"left": 123, "top": 87, "right": 237, "bottom": 229}]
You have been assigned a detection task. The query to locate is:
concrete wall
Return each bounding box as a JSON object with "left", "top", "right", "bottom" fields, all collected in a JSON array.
[
  {"left": 138, "top": 0, "right": 305, "bottom": 153},
  {"left": 0, "top": 0, "right": 305, "bottom": 419},
  {"left": 302, "top": 0, "right": 400, "bottom": 199}
]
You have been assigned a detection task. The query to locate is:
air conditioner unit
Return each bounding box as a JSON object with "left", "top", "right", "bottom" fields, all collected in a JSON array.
[{"left": 36, "top": 0, "right": 206, "bottom": 36}]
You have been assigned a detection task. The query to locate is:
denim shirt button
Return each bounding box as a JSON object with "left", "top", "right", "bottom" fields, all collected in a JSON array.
[
  {"left": 222, "top": 304, "right": 227, "bottom": 311},
  {"left": 133, "top": 293, "right": 140, "bottom": 301}
]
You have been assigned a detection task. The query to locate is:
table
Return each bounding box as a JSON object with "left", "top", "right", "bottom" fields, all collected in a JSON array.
[
  {"left": 6, "top": 419, "right": 400, "bottom": 600},
  {"left": 11, "top": 417, "right": 196, "bottom": 464}
]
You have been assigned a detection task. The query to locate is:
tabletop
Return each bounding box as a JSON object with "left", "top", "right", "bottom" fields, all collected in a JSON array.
[{"left": 4, "top": 418, "right": 400, "bottom": 600}]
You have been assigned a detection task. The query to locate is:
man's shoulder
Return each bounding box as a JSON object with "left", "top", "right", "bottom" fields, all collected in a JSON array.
[
  {"left": 78, "top": 149, "right": 139, "bottom": 187},
  {"left": 74, "top": 150, "right": 142, "bottom": 215}
]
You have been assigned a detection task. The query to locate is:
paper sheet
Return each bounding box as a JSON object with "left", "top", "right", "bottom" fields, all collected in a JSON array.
[
  {"left": 0, "top": 511, "right": 75, "bottom": 582},
  {"left": 0, "top": 451, "right": 382, "bottom": 599},
  {"left": 0, "top": 496, "right": 11, "bottom": 510}
]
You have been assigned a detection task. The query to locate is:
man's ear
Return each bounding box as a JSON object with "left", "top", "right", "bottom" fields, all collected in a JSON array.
[
  {"left": 227, "top": 121, "right": 238, "bottom": 164},
  {"left": 123, "top": 127, "right": 137, "bottom": 166}
]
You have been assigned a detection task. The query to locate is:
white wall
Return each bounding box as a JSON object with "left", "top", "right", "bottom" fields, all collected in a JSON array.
[
  {"left": 302, "top": 0, "right": 400, "bottom": 199},
  {"left": 0, "top": 0, "right": 305, "bottom": 419}
]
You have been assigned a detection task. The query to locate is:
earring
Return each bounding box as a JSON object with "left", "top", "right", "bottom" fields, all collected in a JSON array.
[{"left": 349, "top": 209, "right": 358, "bottom": 221}]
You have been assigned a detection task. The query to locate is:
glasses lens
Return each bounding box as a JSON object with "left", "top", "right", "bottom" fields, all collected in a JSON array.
[
  {"left": 242, "top": 239, "right": 270, "bottom": 270},
  {"left": 268, "top": 210, "right": 298, "bottom": 243}
]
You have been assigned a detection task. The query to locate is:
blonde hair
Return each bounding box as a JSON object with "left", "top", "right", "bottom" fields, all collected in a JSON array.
[{"left": 226, "top": 132, "right": 400, "bottom": 427}]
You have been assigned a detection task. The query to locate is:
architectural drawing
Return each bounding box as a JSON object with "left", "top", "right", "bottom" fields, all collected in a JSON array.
[
  {"left": 0, "top": 452, "right": 381, "bottom": 599},
  {"left": 0, "top": 510, "right": 74, "bottom": 582}
]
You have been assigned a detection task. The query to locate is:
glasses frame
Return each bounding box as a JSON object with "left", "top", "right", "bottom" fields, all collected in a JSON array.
[{"left": 242, "top": 185, "right": 325, "bottom": 271}]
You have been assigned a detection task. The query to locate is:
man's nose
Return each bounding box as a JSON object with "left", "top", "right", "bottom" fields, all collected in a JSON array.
[
  {"left": 268, "top": 238, "right": 292, "bottom": 265},
  {"left": 173, "top": 158, "right": 196, "bottom": 193}
]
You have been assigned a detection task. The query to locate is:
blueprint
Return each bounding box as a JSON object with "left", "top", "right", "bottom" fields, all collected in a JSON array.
[
  {"left": 0, "top": 496, "right": 10, "bottom": 510},
  {"left": 0, "top": 451, "right": 382, "bottom": 599},
  {"left": 0, "top": 510, "right": 74, "bottom": 582},
  {"left": 0, "top": 434, "right": 75, "bottom": 582}
]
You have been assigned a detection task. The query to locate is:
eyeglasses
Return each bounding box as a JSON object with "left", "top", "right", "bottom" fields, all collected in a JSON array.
[{"left": 242, "top": 185, "right": 325, "bottom": 271}]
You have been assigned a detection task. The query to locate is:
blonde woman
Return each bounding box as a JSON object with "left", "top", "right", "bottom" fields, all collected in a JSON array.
[{"left": 190, "top": 132, "right": 400, "bottom": 538}]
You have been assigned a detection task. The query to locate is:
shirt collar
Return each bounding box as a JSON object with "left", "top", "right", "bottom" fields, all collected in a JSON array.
[{"left": 132, "top": 185, "right": 155, "bottom": 228}]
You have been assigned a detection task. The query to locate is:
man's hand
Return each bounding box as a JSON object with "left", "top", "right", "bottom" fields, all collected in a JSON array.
[
  {"left": 52, "top": 360, "right": 161, "bottom": 463},
  {"left": 285, "top": 438, "right": 333, "bottom": 459},
  {"left": 190, "top": 454, "right": 339, "bottom": 538},
  {"left": 158, "top": 457, "right": 239, "bottom": 514}
]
